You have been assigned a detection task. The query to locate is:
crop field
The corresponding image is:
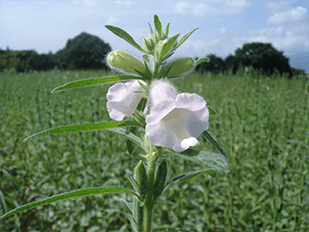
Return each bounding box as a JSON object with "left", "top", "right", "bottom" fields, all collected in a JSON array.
[{"left": 0, "top": 69, "right": 308, "bottom": 232}]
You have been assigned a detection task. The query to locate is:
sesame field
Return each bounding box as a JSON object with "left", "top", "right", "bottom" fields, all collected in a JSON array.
[{"left": 0, "top": 69, "right": 308, "bottom": 232}]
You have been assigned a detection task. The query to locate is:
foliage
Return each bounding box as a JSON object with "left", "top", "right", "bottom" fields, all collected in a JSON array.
[
  {"left": 0, "top": 69, "right": 308, "bottom": 231},
  {"left": 197, "top": 42, "right": 302, "bottom": 78},
  {"left": 0, "top": 32, "right": 112, "bottom": 73},
  {"left": 56, "top": 32, "right": 111, "bottom": 70},
  {"left": 233, "top": 42, "right": 293, "bottom": 78},
  {"left": 196, "top": 54, "right": 225, "bottom": 74}
]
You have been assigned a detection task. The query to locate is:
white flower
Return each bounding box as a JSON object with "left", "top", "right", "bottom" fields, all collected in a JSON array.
[
  {"left": 146, "top": 80, "right": 209, "bottom": 152},
  {"left": 106, "top": 80, "right": 145, "bottom": 121}
]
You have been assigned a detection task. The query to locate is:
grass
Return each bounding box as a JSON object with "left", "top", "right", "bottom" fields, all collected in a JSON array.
[{"left": 0, "top": 69, "right": 308, "bottom": 231}]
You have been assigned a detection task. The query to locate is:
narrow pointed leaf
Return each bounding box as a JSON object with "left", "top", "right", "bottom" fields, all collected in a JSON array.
[
  {"left": 0, "top": 189, "right": 8, "bottom": 214},
  {"left": 196, "top": 57, "right": 210, "bottom": 66},
  {"left": 148, "top": 22, "right": 154, "bottom": 35},
  {"left": 0, "top": 187, "right": 137, "bottom": 221},
  {"left": 108, "top": 127, "right": 145, "bottom": 151},
  {"left": 153, "top": 227, "right": 195, "bottom": 232},
  {"left": 126, "top": 126, "right": 139, "bottom": 155},
  {"left": 202, "top": 131, "right": 229, "bottom": 163},
  {"left": 144, "top": 61, "right": 153, "bottom": 78},
  {"left": 154, "top": 15, "right": 162, "bottom": 39},
  {"left": 167, "top": 148, "right": 228, "bottom": 171},
  {"left": 165, "top": 22, "right": 170, "bottom": 38},
  {"left": 2, "top": 169, "right": 20, "bottom": 190},
  {"left": 52, "top": 75, "right": 143, "bottom": 93},
  {"left": 105, "top": 25, "right": 150, "bottom": 54},
  {"left": 23, "top": 121, "right": 143, "bottom": 142},
  {"left": 164, "top": 169, "right": 216, "bottom": 191},
  {"left": 175, "top": 28, "right": 198, "bottom": 50},
  {"left": 207, "top": 106, "right": 216, "bottom": 115},
  {"left": 161, "top": 34, "right": 180, "bottom": 61}
]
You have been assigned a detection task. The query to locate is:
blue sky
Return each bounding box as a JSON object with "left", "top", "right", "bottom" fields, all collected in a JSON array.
[{"left": 1, "top": 0, "right": 308, "bottom": 72}]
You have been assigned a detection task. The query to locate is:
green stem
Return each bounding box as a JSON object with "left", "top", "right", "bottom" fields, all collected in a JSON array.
[{"left": 143, "top": 152, "right": 157, "bottom": 232}]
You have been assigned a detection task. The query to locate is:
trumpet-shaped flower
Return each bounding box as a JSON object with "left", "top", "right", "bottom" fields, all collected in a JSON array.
[
  {"left": 146, "top": 80, "right": 209, "bottom": 152},
  {"left": 107, "top": 80, "right": 145, "bottom": 121}
]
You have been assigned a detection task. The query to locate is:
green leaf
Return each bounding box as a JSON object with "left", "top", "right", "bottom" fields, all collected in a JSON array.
[
  {"left": 165, "top": 22, "right": 170, "bottom": 38},
  {"left": 108, "top": 127, "right": 146, "bottom": 151},
  {"left": 195, "top": 57, "right": 210, "bottom": 66},
  {"left": 0, "top": 187, "right": 137, "bottom": 221},
  {"left": 23, "top": 121, "right": 144, "bottom": 142},
  {"left": 160, "top": 34, "right": 180, "bottom": 61},
  {"left": 2, "top": 169, "right": 20, "bottom": 190},
  {"left": 126, "top": 126, "right": 139, "bottom": 155},
  {"left": 202, "top": 131, "right": 229, "bottom": 163},
  {"left": 164, "top": 169, "right": 216, "bottom": 191},
  {"left": 153, "top": 227, "right": 196, "bottom": 232},
  {"left": 0, "top": 189, "right": 8, "bottom": 214},
  {"left": 105, "top": 25, "right": 150, "bottom": 54},
  {"left": 148, "top": 22, "right": 154, "bottom": 35},
  {"left": 143, "top": 61, "right": 153, "bottom": 78},
  {"left": 154, "top": 15, "right": 162, "bottom": 39},
  {"left": 175, "top": 28, "right": 198, "bottom": 50},
  {"left": 153, "top": 159, "right": 168, "bottom": 201},
  {"left": 167, "top": 148, "right": 228, "bottom": 171},
  {"left": 207, "top": 106, "right": 216, "bottom": 115},
  {"left": 51, "top": 75, "right": 142, "bottom": 93}
]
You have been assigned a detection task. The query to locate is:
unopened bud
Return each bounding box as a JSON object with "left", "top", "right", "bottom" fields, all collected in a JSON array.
[
  {"left": 142, "top": 37, "right": 155, "bottom": 52},
  {"left": 162, "top": 57, "right": 195, "bottom": 77},
  {"left": 107, "top": 50, "right": 146, "bottom": 75}
]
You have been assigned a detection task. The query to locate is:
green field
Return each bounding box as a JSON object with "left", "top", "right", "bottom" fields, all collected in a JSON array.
[{"left": 0, "top": 69, "right": 308, "bottom": 232}]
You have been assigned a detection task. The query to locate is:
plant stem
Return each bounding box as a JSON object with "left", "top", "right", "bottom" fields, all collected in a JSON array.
[{"left": 143, "top": 152, "right": 157, "bottom": 232}]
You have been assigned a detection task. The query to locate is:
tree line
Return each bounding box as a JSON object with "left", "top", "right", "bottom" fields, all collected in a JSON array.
[
  {"left": 0, "top": 32, "right": 111, "bottom": 73},
  {"left": 0, "top": 32, "right": 306, "bottom": 78}
]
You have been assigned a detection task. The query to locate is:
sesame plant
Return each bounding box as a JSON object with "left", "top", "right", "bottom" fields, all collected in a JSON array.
[{"left": 0, "top": 15, "right": 228, "bottom": 231}]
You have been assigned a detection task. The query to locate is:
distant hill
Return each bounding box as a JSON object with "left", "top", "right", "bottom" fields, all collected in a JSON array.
[{"left": 287, "top": 51, "right": 309, "bottom": 73}]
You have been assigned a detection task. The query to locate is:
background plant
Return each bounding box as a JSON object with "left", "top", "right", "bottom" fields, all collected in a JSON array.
[{"left": 0, "top": 67, "right": 308, "bottom": 231}]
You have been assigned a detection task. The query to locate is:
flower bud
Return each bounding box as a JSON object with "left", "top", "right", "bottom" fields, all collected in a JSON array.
[
  {"left": 154, "top": 39, "right": 168, "bottom": 61},
  {"left": 162, "top": 57, "right": 195, "bottom": 78},
  {"left": 142, "top": 37, "right": 155, "bottom": 52},
  {"left": 107, "top": 50, "right": 146, "bottom": 76}
]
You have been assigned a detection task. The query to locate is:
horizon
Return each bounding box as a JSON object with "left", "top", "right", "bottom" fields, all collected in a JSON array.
[{"left": 1, "top": 0, "right": 308, "bottom": 72}]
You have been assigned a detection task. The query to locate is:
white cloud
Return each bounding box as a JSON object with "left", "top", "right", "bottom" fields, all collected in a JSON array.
[
  {"left": 224, "top": 0, "right": 250, "bottom": 14},
  {"left": 260, "top": 26, "right": 285, "bottom": 38},
  {"left": 174, "top": 0, "right": 250, "bottom": 17},
  {"left": 265, "top": 1, "right": 290, "bottom": 14},
  {"left": 220, "top": 27, "right": 227, "bottom": 34},
  {"left": 115, "top": 1, "right": 133, "bottom": 7},
  {"left": 268, "top": 6, "right": 308, "bottom": 24},
  {"left": 174, "top": 1, "right": 220, "bottom": 16},
  {"left": 174, "top": 1, "right": 194, "bottom": 15},
  {"left": 71, "top": 0, "right": 98, "bottom": 6},
  {"left": 105, "top": 17, "right": 120, "bottom": 25}
]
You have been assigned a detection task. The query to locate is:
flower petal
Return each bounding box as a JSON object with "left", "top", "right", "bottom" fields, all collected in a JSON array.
[
  {"left": 179, "top": 137, "right": 200, "bottom": 152},
  {"left": 106, "top": 80, "right": 145, "bottom": 121},
  {"left": 146, "top": 80, "right": 209, "bottom": 152},
  {"left": 175, "top": 93, "right": 207, "bottom": 111},
  {"left": 150, "top": 79, "right": 177, "bottom": 105},
  {"left": 146, "top": 98, "right": 176, "bottom": 125},
  {"left": 146, "top": 120, "right": 176, "bottom": 148}
]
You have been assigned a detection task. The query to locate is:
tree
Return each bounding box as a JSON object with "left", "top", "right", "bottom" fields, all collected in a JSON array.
[
  {"left": 224, "top": 54, "right": 236, "bottom": 74},
  {"left": 59, "top": 32, "right": 111, "bottom": 70},
  {"left": 233, "top": 42, "right": 293, "bottom": 78},
  {"left": 196, "top": 53, "right": 226, "bottom": 74},
  {"left": 27, "top": 51, "right": 57, "bottom": 71}
]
